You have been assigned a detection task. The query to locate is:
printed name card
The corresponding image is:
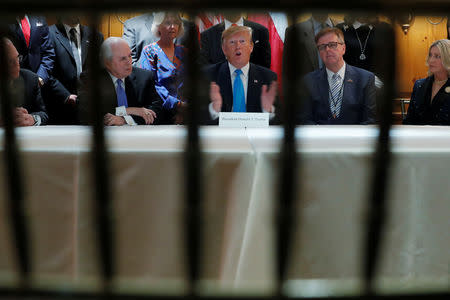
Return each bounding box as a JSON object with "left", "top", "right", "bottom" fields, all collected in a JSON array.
[{"left": 219, "top": 112, "right": 269, "bottom": 128}]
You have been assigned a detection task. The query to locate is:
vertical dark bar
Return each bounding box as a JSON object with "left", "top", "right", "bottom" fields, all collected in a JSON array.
[
  {"left": 363, "top": 20, "right": 396, "bottom": 296},
  {"left": 183, "top": 9, "right": 202, "bottom": 297},
  {"left": 0, "top": 27, "right": 31, "bottom": 288},
  {"left": 277, "top": 12, "right": 301, "bottom": 296},
  {"left": 86, "top": 9, "right": 114, "bottom": 293}
]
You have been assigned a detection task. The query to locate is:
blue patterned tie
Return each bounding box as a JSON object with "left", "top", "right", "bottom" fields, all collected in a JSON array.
[
  {"left": 233, "top": 69, "right": 246, "bottom": 112},
  {"left": 330, "top": 73, "right": 342, "bottom": 118},
  {"left": 116, "top": 79, "right": 128, "bottom": 107}
]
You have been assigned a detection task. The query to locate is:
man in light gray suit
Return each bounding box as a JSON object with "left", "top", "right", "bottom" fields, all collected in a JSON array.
[
  {"left": 122, "top": 12, "right": 198, "bottom": 66},
  {"left": 283, "top": 14, "right": 341, "bottom": 75}
]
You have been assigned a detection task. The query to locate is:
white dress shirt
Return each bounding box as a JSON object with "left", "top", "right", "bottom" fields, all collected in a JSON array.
[
  {"left": 64, "top": 24, "right": 83, "bottom": 69},
  {"left": 224, "top": 17, "right": 244, "bottom": 30},
  {"left": 326, "top": 63, "right": 346, "bottom": 100}
]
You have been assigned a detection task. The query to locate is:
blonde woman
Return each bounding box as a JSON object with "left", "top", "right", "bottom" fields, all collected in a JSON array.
[
  {"left": 140, "top": 12, "right": 187, "bottom": 124},
  {"left": 404, "top": 39, "right": 450, "bottom": 125}
]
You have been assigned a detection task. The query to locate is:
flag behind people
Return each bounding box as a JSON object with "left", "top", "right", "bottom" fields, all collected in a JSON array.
[{"left": 248, "top": 12, "right": 288, "bottom": 96}]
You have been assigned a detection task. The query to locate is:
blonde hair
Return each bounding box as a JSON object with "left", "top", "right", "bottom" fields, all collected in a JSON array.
[
  {"left": 426, "top": 39, "right": 450, "bottom": 77},
  {"left": 151, "top": 12, "right": 184, "bottom": 39},
  {"left": 221, "top": 25, "right": 253, "bottom": 45}
]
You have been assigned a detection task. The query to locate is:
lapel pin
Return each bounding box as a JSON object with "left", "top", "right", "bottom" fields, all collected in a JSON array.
[
  {"left": 347, "top": 79, "right": 353, "bottom": 83},
  {"left": 254, "top": 79, "right": 258, "bottom": 83},
  {"left": 445, "top": 86, "right": 450, "bottom": 93},
  {"left": 36, "top": 22, "right": 43, "bottom": 27}
]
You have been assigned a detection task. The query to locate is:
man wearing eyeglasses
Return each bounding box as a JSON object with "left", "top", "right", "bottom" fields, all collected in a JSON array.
[
  {"left": 299, "top": 27, "right": 376, "bottom": 125},
  {"left": 1, "top": 38, "right": 48, "bottom": 126}
]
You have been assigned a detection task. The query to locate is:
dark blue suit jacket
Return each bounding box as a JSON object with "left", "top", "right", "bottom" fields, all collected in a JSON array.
[
  {"left": 300, "top": 64, "right": 376, "bottom": 124},
  {"left": 8, "top": 16, "right": 55, "bottom": 84},
  {"left": 403, "top": 76, "right": 450, "bottom": 125},
  {"left": 11, "top": 69, "right": 49, "bottom": 125},
  {"left": 44, "top": 23, "right": 103, "bottom": 124},
  {"left": 203, "top": 61, "right": 277, "bottom": 124}
]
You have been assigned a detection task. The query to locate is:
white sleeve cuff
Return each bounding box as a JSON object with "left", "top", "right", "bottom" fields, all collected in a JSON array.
[
  {"left": 208, "top": 103, "right": 220, "bottom": 120},
  {"left": 123, "top": 115, "right": 137, "bottom": 126},
  {"left": 115, "top": 106, "right": 127, "bottom": 116}
]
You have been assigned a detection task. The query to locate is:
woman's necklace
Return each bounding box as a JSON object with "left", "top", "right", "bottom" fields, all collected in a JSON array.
[{"left": 354, "top": 26, "right": 372, "bottom": 61}]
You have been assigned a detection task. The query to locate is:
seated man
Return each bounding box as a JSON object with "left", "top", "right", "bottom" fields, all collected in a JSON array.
[
  {"left": 300, "top": 27, "right": 376, "bottom": 124},
  {"left": 78, "top": 37, "right": 162, "bottom": 126},
  {"left": 204, "top": 25, "right": 277, "bottom": 125},
  {"left": 1, "top": 38, "right": 48, "bottom": 126}
]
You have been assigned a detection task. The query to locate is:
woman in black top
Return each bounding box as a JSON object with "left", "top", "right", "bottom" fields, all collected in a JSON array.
[{"left": 404, "top": 39, "right": 450, "bottom": 125}]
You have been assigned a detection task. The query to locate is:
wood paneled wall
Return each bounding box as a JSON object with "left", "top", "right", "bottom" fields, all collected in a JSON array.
[{"left": 49, "top": 12, "right": 449, "bottom": 97}]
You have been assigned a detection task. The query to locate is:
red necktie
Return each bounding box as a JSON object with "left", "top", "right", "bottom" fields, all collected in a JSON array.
[
  {"left": 231, "top": 23, "right": 238, "bottom": 27},
  {"left": 21, "top": 17, "right": 30, "bottom": 47}
]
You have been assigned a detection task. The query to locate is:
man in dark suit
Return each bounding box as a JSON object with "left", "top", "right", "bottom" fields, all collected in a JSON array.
[
  {"left": 122, "top": 12, "right": 198, "bottom": 66},
  {"left": 200, "top": 13, "right": 271, "bottom": 68},
  {"left": 46, "top": 17, "right": 104, "bottom": 124},
  {"left": 204, "top": 25, "right": 277, "bottom": 125},
  {"left": 78, "top": 37, "right": 162, "bottom": 126},
  {"left": 7, "top": 15, "right": 54, "bottom": 88},
  {"left": 300, "top": 27, "right": 376, "bottom": 125},
  {"left": 1, "top": 38, "right": 48, "bottom": 126}
]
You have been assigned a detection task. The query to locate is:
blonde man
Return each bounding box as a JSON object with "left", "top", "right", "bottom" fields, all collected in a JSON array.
[{"left": 203, "top": 25, "right": 278, "bottom": 124}]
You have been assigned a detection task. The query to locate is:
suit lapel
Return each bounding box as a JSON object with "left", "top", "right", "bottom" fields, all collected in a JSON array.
[
  {"left": 341, "top": 65, "right": 357, "bottom": 117},
  {"left": 124, "top": 72, "right": 137, "bottom": 107},
  {"left": 80, "top": 26, "right": 90, "bottom": 66},
  {"left": 28, "top": 17, "right": 36, "bottom": 47},
  {"left": 218, "top": 62, "right": 233, "bottom": 112},
  {"left": 55, "top": 23, "right": 75, "bottom": 62},
  {"left": 247, "top": 64, "right": 262, "bottom": 111},
  {"left": 318, "top": 68, "right": 332, "bottom": 116}
]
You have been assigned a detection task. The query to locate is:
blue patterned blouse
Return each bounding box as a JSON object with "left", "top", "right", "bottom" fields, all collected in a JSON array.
[{"left": 140, "top": 42, "right": 186, "bottom": 111}]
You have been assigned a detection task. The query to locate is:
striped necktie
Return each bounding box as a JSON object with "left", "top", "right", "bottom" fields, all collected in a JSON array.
[{"left": 330, "top": 73, "right": 342, "bottom": 118}]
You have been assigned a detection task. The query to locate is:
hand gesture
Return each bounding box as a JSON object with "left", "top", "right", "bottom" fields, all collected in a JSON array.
[
  {"left": 261, "top": 81, "right": 277, "bottom": 113},
  {"left": 210, "top": 82, "right": 222, "bottom": 113}
]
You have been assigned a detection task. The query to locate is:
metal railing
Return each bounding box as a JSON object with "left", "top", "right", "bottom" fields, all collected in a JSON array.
[{"left": 1, "top": 1, "right": 450, "bottom": 300}]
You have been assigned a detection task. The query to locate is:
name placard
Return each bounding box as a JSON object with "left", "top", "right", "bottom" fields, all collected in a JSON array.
[{"left": 219, "top": 112, "right": 269, "bottom": 128}]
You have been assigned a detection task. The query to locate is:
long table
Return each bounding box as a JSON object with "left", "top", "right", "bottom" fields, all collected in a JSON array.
[{"left": 0, "top": 126, "right": 449, "bottom": 293}]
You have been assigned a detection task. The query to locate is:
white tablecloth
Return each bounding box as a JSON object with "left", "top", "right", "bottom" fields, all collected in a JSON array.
[{"left": 0, "top": 125, "right": 449, "bottom": 292}]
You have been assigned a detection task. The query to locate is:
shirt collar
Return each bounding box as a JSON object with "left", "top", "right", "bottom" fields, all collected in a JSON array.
[
  {"left": 108, "top": 72, "right": 125, "bottom": 86},
  {"left": 63, "top": 23, "right": 80, "bottom": 36},
  {"left": 326, "top": 62, "right": 346, "bottom": 81},
  {"left": 353, "top": 20, "right": 373, "bottom": 30},
  {"left": 224, "top": 17, "right": 244, "bottom": 30},
  {"left": 228, "top": 62, "right": 250, "bottom": 79}
]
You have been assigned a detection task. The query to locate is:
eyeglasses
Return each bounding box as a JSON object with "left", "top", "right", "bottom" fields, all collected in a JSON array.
[
  {"left": 8, "top": 55, "right": 23, "bottom": 65},
  {"left": 317, "top": 42, "right": 343, "bottom": 51}
]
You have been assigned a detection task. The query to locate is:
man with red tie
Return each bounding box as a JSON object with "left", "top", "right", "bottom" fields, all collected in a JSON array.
[{"left": 7, "top": 15, "right": 55, "bottom": 88}]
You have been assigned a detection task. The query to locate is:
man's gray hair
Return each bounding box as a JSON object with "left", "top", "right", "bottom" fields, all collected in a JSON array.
[{"left": 100, "top": 37, "right": 128, "bottom": 65}]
